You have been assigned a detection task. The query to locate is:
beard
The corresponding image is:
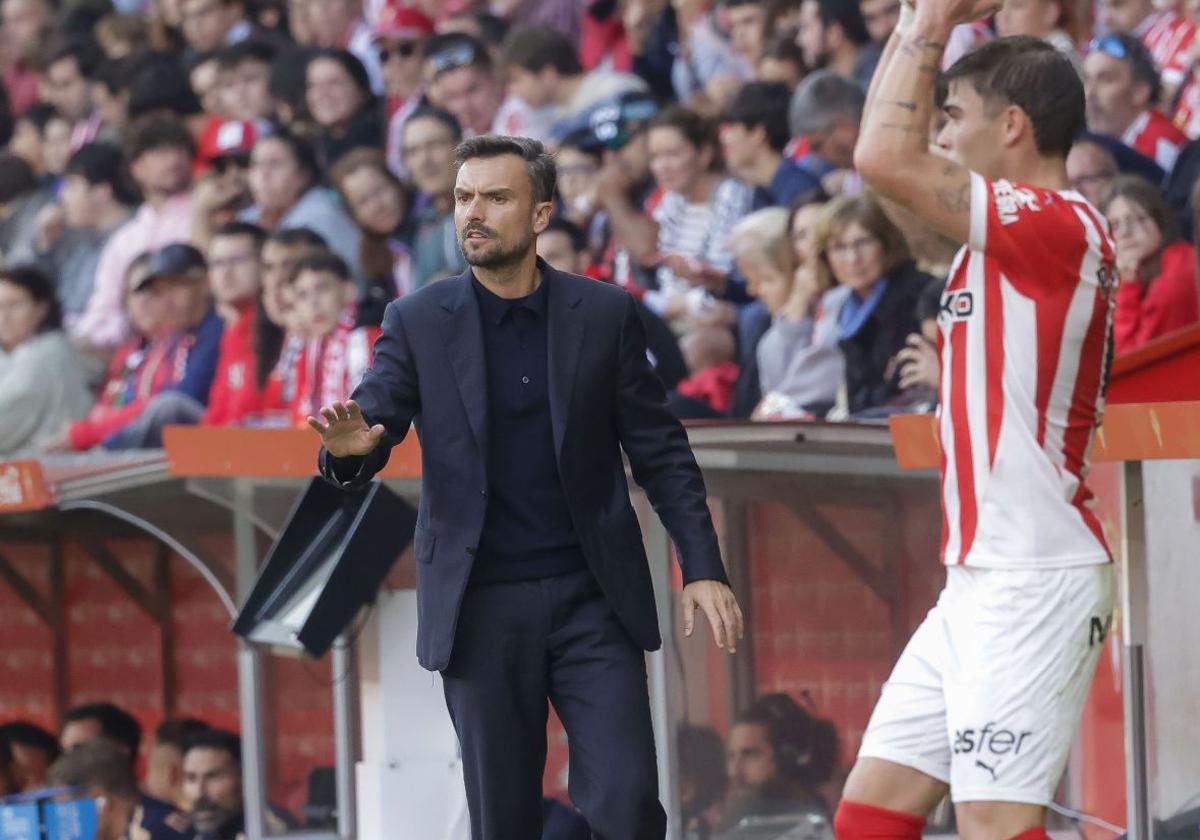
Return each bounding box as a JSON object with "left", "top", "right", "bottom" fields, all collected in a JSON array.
[{"left": 458, "top": 223, "right": 534, "bottom": 269}]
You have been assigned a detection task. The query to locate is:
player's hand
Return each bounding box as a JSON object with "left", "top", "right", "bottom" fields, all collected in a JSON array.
[
  {"left": 306, "top": 400, "right": 385, "bottom": 458},
  {"left": 682, "top": 580, "right": 745, "bottom": 653}
]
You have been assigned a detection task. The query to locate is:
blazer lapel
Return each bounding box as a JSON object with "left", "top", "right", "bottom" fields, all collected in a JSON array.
[
  {"left": 546, "top": 267, "right": 585, "bottom": 463},
  {"left": 438, "top": 273, "right": 488, "bottom": 460}
]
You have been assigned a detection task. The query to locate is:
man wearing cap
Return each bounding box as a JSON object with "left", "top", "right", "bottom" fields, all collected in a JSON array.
[
  {"left": 424, "top": 33, "right": 504, "bottom": 137},
  {"left": 192, "top": 118, "right": 257, "bottom": 248},
  {"left": 377, "top": 2, "right": 435, "bottom": 178},
  {"left": 103, "top": 244, "right": 224, "bottom": 449}
]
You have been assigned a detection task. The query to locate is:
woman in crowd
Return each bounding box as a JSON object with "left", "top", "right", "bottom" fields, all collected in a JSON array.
[
  {"left": 645, "top": 104, "right": 752, "bottom": 326},
  {"left": 306, "top": 49, "right": 386, "bottom": 172},
  {"left": 813, "top": 193, "right": 934, "bottom": 416},
  {"left": 330, "top": 148, "right": 414, "bottom": 311},
  {"left": 242, "top": 128, "right": 363, "bottom": 282},
  {"left": 0, "top": 266, "right": 93, "bottom": 455},
  {"left": 1102, "top": 175, "right": 1199, "bottom": 353}
]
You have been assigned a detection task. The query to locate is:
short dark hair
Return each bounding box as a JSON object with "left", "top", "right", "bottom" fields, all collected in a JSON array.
[
  {"left": 760, "top": 32, "right": 805, "bottom": 66},
  {"left": 183, "top": 728, "right": 242, "bottom": 768},
  {"left": 39, "top": 34, "right": 105, "bottom": 76},
  {"left": 18, "top": 102, "right": 61, "bottom": 135},
  {"left": 259, "top": 127, "right": 319, "bottom": 186},
  {"left": 0, "top": 721, "right": 62, "bottom": 764},
  {"left": 938, "top": 35, "right": 1084, "bottom": 158},
  {"left": 454, "top": 135, "right": 557, "bottom": 204},
  {"left": 125, "top": 53, "right": 203, "bottom": 120},
  {"left": 403, "top": 105, "right": 463, "bottom": 144},
  {"left": 212, "top": 220, "right": 267, "bottom": 251},
  {"left": 125, "top": 114, "right": 197, "bottom": 163},
  {"left": 64, "top": 143, "right": 140, "bottom": 206},
  {"left": 289, "top": 249, "right": 353, "bottom": 284},
  {"left": 0, "top": 154, "right": 40, "bottom": 203},
  {"left": 63, "top": 702, "right": 142, "bottom": 757},
  {"left": 725, "top": 81, "right": 794, "bottom": 152},
  {"left": 93, "top": 57, "right": 134, "bottom": 95},
  {"left": 813, "top": 0, "right": 870, "bottom": 45},
  {"left": 0, "top": 265, "right": 63, "bottom": 332},
  {"left": 47, "top": 739, "right": 139, "bottom": 800},
  {"left": 217, "top": 38, "right": 278, "bottom": 71},
  {"left": 154, "top": 718, "right": 211, "bottom": 751},
  {"left": 544, "top": 216, "right": 586, "bottom": 252},
  {"left": 267, "top": 227, "right": 328, "bottom": 250},
  {"left": 735, "top": 693, "right": 839, "bottom": 788},
  {"left": 501, "top": 24, "right": 583, "bottom": 75}
]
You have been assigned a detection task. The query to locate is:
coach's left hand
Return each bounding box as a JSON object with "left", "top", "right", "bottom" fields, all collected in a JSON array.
[{"left": 682, "top": 580, "right": 744, "bottom": 654}]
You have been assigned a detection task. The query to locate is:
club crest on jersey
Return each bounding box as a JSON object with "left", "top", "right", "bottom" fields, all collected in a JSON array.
[
  {"left": 939, "top": 289, "right": 974, "bottom": 324},
  {"left": 993, "top": 179, "right": 1039, "bottom": 225}
]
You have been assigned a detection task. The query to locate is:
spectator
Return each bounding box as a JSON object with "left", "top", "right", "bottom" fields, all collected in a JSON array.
[
  {"left": 719, "top": 693, "right": 839, "bottom": 830},
  {"left": 795, "top": 0, "right": 872, "bottom": 89},
  {"left": 1084, "top": 33, "right": 1186, "bottom": 171},
  {"left": 813, "top": 193, "right": 933, "bottom": 416},
  {"left": 295, "top": 0, "right": 383, "bottom": 95},
  {"left": 202, "top": 222, "right": 269, "bottom": 426},
  {"left": 1066, "top": 132, "right": 1167, "bottom": 207},
  {"left": 182, "top": 728, "right": 292, "bottom": 839},
  {"left": 94, "top": 13, "right": 151, "bottom": 59},
  {"left": 46, "top": 740, "right": 176, "bottom": 840},
  {"left": 330, "top": 148, "right": 413, "bottom": 305},
  {"left": 91, "top": 58, "right": 134, "bottom": 141},
  {"left": 645, "top": 105, "right": 753, "bottom": 323},
  {"left": 553, "top": 130, "right": 603, "bottom": 234},
  {"left": 145, "top": 718, "right": 211, "bottom": 811},
  {"left": 216, "top": 39, "right": 278, "bottom": 124},
  {"left": 1098, "top": 0, "right": 1195, "bottom": 97},
  {"left": 0, "top": 720, "right": 61, "bottom": 791},
  {"left": 375, "top": 2, "right": 434, "bottom": 177},
  {"left": 500, "top": 23, "right": 648, "bottom": 142},
  {"left": 191, "top": 119, "right": 258, "bottom": 249},
  {"left": 669, "top": 0, "right": 750, "bottom": 111},
  {"left": 739, "top": 205, "right": 848, "bottom": 419},
  {"left": 99, "top": 244, "right": 223, "bottom": 448},
  {"left": 125, "top": 53, "right": 206, "bottom": 133},
  {"left": 994, "top": 0, "right": 1077, "bottom": 61},
  {"left": 189, "top": 50, "right": 230, "bottom": 122},
  {"left": 0, "top": 152, "right": 52, "bottom": 265},
  {"left": 678, "top": 723, "right": 728, "bottom": 838},
  {"left": 423, "top": 34, "right": 503, "bottom": 137},
  {"left": 1, "top": 0, "right": 53, "bottom": 115},
  {"left": 788, "top": 70, "right": 864, "bottom": 189},
  {"left": 724, "top": 0, "right": 771, "bottom": 68},
  {"left": 179, "top": 0, "right": 252, "bottom": 55},
  {"left": 756, "top": 34, "right": 806, "bottom": 88},
  {"left": 241, "top": 128, "right": 363, "bottom": 279},
  {"left": 671, "top": 326, "right": 740, "bottom": 416},
  {"left": 283, "top": 250, "right": 379, "bottom": 425},
  {"left": 1102, "top": 175, "right": 1200, "bottom": 352},
  {"left": 33, "top": 143, "right": 136, "bottom": 326},
  {"left": 38, "top": 35, "right": 105, "bottom": 146},
  {"left": 400, "top": 106, "right": 467, "bottom": 289},
  {"left": 858, "top": 0, "right": 900, "bottom": 46},
  {"left": 307, "top": 48, "right": 385, "bottom": 171},
  {"left": 8, "top": 103, "right": 60, "bottom": 178},
  {"left": 0, "top": 266, "right": 93, "bottom": 454},
  {"left": 73, "top": 114, "right": 197, "bottom": 352},
  {"left": 61, "top": 701, "right": 143, "bottom": 758},
  {"left": 721, "top": 81, "right": 822, "bottom": 210}
]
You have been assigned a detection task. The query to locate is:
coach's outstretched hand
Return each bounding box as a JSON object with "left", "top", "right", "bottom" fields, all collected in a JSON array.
[
  {"left": 307, "top": 400, "right": 385, "bottom": 458},
  {"left": 683, "top": 580, "right": 745, "bottom": 654}
]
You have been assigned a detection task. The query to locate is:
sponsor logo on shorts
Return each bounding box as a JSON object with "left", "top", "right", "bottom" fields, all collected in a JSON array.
[
  {"left": 1090, "top": 615, "right": 1112, "bottom": 647},
  {"left": 953, "top": 722, "right": 1033, "bottom": 757}
]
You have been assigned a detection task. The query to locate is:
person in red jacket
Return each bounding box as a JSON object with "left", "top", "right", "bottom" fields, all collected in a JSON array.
[
  {"left": 1102, "top": 175, "right": 1200, "bottom": 353},
  {"left": 202, "top": 221, "right": 269, "bottom": 426}
]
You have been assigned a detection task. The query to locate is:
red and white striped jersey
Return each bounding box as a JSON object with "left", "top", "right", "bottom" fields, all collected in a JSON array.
[
  {"left": 937, "top": 173, "right": 1116, "bottom": 569},
  {"left": 1139, "top": 10, "right": 1197, "bottom": 89}
]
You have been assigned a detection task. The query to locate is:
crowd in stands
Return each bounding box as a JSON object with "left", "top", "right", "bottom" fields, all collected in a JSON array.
[{"left": 1, "top": 0, "right": 1200, "bottom": 457}]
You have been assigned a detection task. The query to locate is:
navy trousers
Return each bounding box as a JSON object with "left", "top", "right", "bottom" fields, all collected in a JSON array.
[{"left": 441, "top": 569, "right": 666, "bottom": 840}]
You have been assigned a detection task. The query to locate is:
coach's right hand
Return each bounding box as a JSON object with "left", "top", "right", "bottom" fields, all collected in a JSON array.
[{"left": 306, "top": 400, "right": 385, "bottom": 458}]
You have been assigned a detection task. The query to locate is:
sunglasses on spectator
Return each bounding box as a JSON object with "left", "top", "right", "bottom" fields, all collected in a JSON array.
[
  {"left": 377, "top": 41, "right": 420, "bottom": 62},
  {"left": 1090, "top": 34, "right": 1128, "bottom": 60},
  {"left": 213, "top": 152, "right": 252, "bottom": 174},
  {"left": 428, "top": 42, "right": 480, "bottom": 74}
]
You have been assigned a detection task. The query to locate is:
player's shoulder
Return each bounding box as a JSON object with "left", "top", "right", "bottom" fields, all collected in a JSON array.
[{"left": 979, "top": 175, "right": 1095, "bottom": 230}]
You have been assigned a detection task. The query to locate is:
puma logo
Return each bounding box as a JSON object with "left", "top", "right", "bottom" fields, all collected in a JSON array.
[{"left": 975, "top": 759, "right": 998, "bottom": 781}]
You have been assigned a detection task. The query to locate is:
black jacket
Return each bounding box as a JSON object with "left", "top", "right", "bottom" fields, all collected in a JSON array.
[{"left": 320, "top": 260, "right": 728, "bottom": 671}]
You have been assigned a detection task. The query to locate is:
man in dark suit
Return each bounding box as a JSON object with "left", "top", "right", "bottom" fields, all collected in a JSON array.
[{"left": 308, "top": 135, "right": 743, "bottom": 839}]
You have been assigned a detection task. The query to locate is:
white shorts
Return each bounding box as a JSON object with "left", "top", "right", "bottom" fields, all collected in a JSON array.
[{"left": 857, "top": 564, "right": 1115, "bottom": 804}]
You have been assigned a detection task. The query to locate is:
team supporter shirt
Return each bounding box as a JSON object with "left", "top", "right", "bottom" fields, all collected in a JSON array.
[
  {"left": 202, "top": 301, "right": 263, "bottom": 426},
  {"left": 937, "top": 173, "right": 1117, "bottom": 568},
  {"left": 1122, "top": 109, "right": 1187, "bottom": 171},
  {"left": 1139, "top": 9, "right": 1197, "bottom": 89}
]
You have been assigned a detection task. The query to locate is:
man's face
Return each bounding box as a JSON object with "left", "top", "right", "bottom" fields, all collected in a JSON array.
[
  {"left": 61, "top": 718, "right": 106, "bottom": 753},
  {"left": 454, "top": 154, "right": 551, "bottom": 270},
  {"left": 249, "top": 138, "right": 306, "bottom": 212},
  {"left": 127, "top": 270, "right": 172, "bottom": 339},
  {"left": 302, "top": 0, "right": 358, "bottom": 48},
  {"left": 9, "top": 743, "right": 53, "bottom": 791},
  {"left": 727, "top": 2, "right": 767, "bottom": 62},
  {"left": 145, "top": 743, "right": 185, "bottom": 808},
  {"left": 611, "top": 131, "right": 651, "bottom": 182},
  {"left": 377, "top": 38, "right": 424, "bottom": 98},
  {"left": 181, "top": 0, "right": 240, "bottom": 52},
  {"left": 291, "top": 269, "right": 354, "bottom": 334},
  {"left": 726, "top": 723, "right": 779, "bottom": 793},
  {"left": 226, "top": 59, "right": 273, "bottom": 121},
  {"left": 718, "top": 121, "right": 762, "bottom": 176},
  {"left": 183, "top": 747, "right": 243, "bottom": 836},
  {"left": 858, "top": 0, "right": 899, "bottom": 42},
  {"left": 796, "top": 0, "right": 828, "bottom": 69},
  {"left": 507, "top": 65, "right": 555, "bottom": 110},
  {"left": 1, "top": 0, "right": 48, "bottom": 62},
  {"left": 1083, "top": 52, "right": 1142, "bottom": 136},
  {"left": 207, "top": 234, "right": 260, "bottom": 307},
  {"left": 191, "top": 58, "right": 226, "bottom": 116},
  {"left": 131, "top": 145, "right": 193, "bottom": 198},
  {"left": 535, "top": 229, "right": 581, "bottom": 273},
  {"left": 994, "top": 0, "right": 1058, "bottom": 38},
  {"left": 158, "top": 272, "right": 211, "bottom": 331},
  {"left": 1099, "top": 0, "right": 1151, "bottom": 34},
  {"left": 935, "top": 80, "right": 1008, "bottom": 179},
  {"left": 430, "top": 66, "right": 500, "bottom": 136},
  {"left": 1066, "top": 141, "right": 1119, "bottom": 206},
  {"left": 402, "top": 116, "right": 458, "bottom": 198},
  {"left": 44, "top": 56, "right": 93, "bottom": 122},
  {"left": 61, "top": 174, "right": 99, "bottom": 228}
]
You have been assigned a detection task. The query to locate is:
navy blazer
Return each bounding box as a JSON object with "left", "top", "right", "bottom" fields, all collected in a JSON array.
[{"left": 320, "top": 260, "right": 728, "bottom": 671}]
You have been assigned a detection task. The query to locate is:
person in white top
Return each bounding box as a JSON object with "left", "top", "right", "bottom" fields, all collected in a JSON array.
[{"left": 838, "top": 0, "right": 1118, "bottom": 836}]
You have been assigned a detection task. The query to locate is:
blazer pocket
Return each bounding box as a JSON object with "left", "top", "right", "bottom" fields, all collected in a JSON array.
[{"left": 414, "top": 523, "right": 436, "bottom": 564}]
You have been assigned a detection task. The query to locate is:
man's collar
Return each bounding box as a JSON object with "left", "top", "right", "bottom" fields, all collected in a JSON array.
[{"left": 470, "top": 269, "right": 548, "bottom": 325}]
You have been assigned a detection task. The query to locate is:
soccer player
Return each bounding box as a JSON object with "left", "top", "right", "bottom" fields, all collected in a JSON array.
[{"left": 836, "top": 0, "right": 1118, "bottom": 837}]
